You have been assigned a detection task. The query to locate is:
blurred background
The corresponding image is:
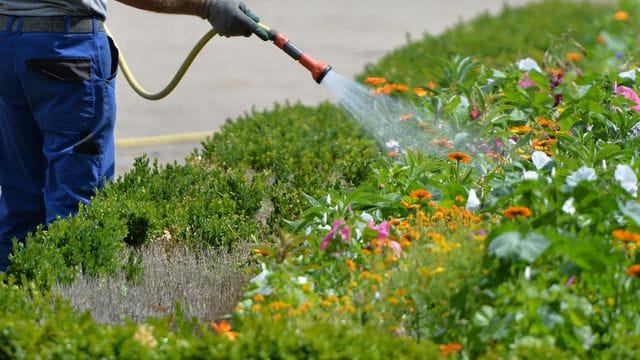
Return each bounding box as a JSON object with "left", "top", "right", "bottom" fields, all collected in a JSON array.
[{"left": 108, "top": 0, "right": 537, "bottom": 176}]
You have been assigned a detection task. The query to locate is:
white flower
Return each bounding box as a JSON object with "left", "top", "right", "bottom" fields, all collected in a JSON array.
[
  {"left": 619, "top": 69, "right": 640, "bottom": 80},
  {"left": 562, "top": 197, "right": 576, "bottom": 215},
  {"left": 523, "top": 170, "right": 539, "bottom": 181},
  {"left": 524, "top": 266, "right": 532, "bottom": 281},
  {"left": 615, "top": 164, "right": 638, "bottom": 197},
  {"left": 466, "top": 189, "right": 481, "bottom": 211},
  {"left": 517, "top": 58, "right": 542, "bottom": 73},
  {"left": 385, "top": 139, "right": 399, "bottom": 149},
  {"left": 566, "top": 166, "right": 597, "bottom": 189},
  {"left": 532, "top": 151, "right": 552, "bottom": 170}
]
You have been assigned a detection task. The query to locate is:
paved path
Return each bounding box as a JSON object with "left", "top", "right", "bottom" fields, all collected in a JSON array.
[{"left": 108, "top": 0, "right": 538, "bottom": 176}]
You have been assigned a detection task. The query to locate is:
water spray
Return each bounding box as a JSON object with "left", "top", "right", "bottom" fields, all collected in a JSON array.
[{"left": 256, "top": 23, "right": 333, "bottom": 84}]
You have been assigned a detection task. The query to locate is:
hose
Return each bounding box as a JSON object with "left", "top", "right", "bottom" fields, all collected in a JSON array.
[{"left": 104, "top": 25, "right": 217, "bottom": 101}]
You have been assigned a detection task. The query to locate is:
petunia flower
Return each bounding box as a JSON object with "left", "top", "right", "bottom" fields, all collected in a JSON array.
[
  {"left": 615, "top": 164, "right": 638, "bottom": 197},
  {"left": 532, "top": 151, "right": 552, "bottom": 170},
  {"left": 466, "top": 189, "right": 481, "bottom": 211},
  {"left": 562, "top": 197, "right": 576, "bottom": 215},
  {"left": 566, "top": 166, "right": 597, "bottom": 189},
  {"left": 368, "top": 221, "right": 390, "bottom": 240},
  {"left": 614, "top": 82, "right": 640, "bottom": 112},
  {"left": 320, "top": 219, "right": 350, "bottom": 251},
  {"left": 518, "top": 72, "right": 537, "bottom": 88},
  {"left": 516, "top": 58, "right": 542, "bottom": 73}
]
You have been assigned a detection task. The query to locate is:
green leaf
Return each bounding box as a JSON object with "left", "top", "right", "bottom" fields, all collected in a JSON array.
[{"left": 488, "top": 231, "right": 550, "bottom": 263}]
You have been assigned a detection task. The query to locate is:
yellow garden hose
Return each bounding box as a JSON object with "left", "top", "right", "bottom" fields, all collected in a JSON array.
[
  {"left": 104, "top": 24, "right": 217, "bottom": 101},
  {"left": 106, "top": 22, "right": 273, "bottom": 147}
]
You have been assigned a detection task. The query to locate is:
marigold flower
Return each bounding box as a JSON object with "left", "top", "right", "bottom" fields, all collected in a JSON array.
[
  {"left": 345, "top": 258, "right": 356, "bottom": 272},
  {"left": 509, "top": 125, "right": 533, "bottom": 135},
  {"left": 210, "top": 320, "right": 239, "bottom": 341},
  {"left": 365, "top": 77, "right": 386, "bottom": 85},
  {"left": 503, "top": 206, "right": 532, "bottom": 219},
  {"left": 413, "top": 87, "right": 428, "bottom": 97},
  {"left": 252, "top": 294, "right": 265, "bottom": 302},
  {"left": 440, "top": 342, "right": 463, "bottom": 357},
  {"left": 401, "top": 199, "right": 421, "bottom": 210},
  {"left": 566, "top": 52, "right": 582, "bottom": 62},
  {"left": 626, "top": 264, "right": 640, "bottom": 277},
  {"left": 614, "top": 10, "right": 630, "bottom": 21},
  {"left": 410, "top": 189, "right": 432, "bottom": 201},
  {"left": 269, "top": 301, "right": 290, "bottom": 311},
  {"left": 447, "top": 152, "right": 472, "bottom": 164}
]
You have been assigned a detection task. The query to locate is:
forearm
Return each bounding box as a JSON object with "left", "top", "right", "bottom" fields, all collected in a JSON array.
[{"left": 115, "top": 0, "right": 205, "bottom": 17}]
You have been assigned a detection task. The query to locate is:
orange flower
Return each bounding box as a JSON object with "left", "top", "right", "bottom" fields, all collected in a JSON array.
[
  {"left": 387, "top": 151, "right": 400, "bottom": 157},
  {"left": 440, "top": 342, "right": 463, "bottom": 357},
  {"left": 365, "top": 77, "right": 386, "bottom": 85},
  {"left": 626, "top": 264, "right": 640, "bottom": 277},
  {"left": 447, "top": 152, "right": 472, "bottom": 164},
  {"left": 432, "top": 138, "right": 454, "bottom": 149},
  {"left": 595, "top": 35, "right": 606, "bottom": 44},
  {"left": 509, "top": 125, "right": 533, "bottom": 135},
  {"left": 401, "top": 199, "right": 421, "bottom": 210},
  {"left": 210, "top": 320, "right": 239, "bottom": 341},
  {"left": 345, "top": 258, "right": 356, "bottom": 272},
  {"left": 612, "top": 229, "right": 640, "bottom": 243},
  {"left": 566, "top": 52, "right": 582, "bottom": 62},
  {"left": 410, "top": 189, "right": 432, "bottom": 201},
  {"left": 413, "top": 87, "right": 428, "bottom": 97},
  {"left": 428, "top": 80, "right": 437, "bottom": 90},
  {"left": 503, "top": 206, "right": 532, "bottom": 219},
  {"left": 614, "top": 10, "right": 630, "bottom": 21},
  {"left": 400, "top": 113, "right": 414, "bottom": 122}
]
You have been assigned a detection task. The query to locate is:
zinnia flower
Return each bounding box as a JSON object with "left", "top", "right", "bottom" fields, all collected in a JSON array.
[
  {"left": 365, "top": 77, "right": 386, "bottom": 85},
  {"left": 210, "top": 320, "right": 239, "bottom": 341},
  {"left": 410, "top": 189, "right": 432, "bottom": 201},
  {"left": 566, "top": 52, "right": 582, "bottom": 62},
  {"left": 503, "top": 206, "right": 532, "bottom": 219},
  {"left": 626, "top": 264, "right": 640, "bottom": 277},
  {"left": 440, "top": 342, "right": 463, "bottom": 357},
  {"left": 447, "top": 152, "right": 472, "bottom": 164}
]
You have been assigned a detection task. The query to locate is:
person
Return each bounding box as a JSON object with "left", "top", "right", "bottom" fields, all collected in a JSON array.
[{"left": 0, "top": 0, "right": 263, "bottom": 271}]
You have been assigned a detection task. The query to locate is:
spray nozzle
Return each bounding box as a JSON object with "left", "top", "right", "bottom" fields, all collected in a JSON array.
[{"left": 253, "top": 22, "right": 332, "bottom": 84}]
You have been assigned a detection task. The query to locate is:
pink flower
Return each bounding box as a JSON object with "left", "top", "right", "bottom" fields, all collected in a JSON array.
[
  {"left": 387, "top": 240, "right": 403, "bottom": 257},
  {"left": 367, "top": 221, "right": 390, "bottom": 240},
  {"left": 320, "top": 220, "right": 351, "bottom": 251},
  {"left": 614, "top": 82, "right": 640, "bottom": 112},
  {"left": 518, "top": 72, "right": 536, "bottom": 88}
]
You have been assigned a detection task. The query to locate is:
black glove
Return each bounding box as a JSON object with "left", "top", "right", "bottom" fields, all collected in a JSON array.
[{"left": 202, "top": 0, "right": 259, "bottom": 37}]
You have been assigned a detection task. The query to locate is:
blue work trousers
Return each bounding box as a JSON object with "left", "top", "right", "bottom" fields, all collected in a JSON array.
[{"left": 0, "top": 17, "right": 118, "bottom": 271}]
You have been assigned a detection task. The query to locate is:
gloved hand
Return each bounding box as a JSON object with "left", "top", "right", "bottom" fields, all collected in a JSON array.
[{"left": 202, "top": 0, "right": 259, "bottom": 37}]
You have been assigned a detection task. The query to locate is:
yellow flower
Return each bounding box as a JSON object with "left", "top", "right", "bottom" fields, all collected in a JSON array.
[
  {"left": 509, "top": 125, "right": 532, "bottom": 135},
  {"left": 133, "top": 324, "right": 158, "bottom": 349},
  {"left": 614, "top": 10, "right": 630, "bottom": 21},
  {"left": 252, "top": 294, "right": 265, "bottom": 303},
  {"left": 388, "top": 296, "right": 400, "bottom": 305}
]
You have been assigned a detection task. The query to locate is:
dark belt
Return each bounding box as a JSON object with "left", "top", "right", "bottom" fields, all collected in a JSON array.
[{"left": 0, "top": 15, "right": 104, "bottom": 33}]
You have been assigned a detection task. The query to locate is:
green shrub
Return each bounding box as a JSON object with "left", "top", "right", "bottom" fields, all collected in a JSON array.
[{"left": 195, "top": 102, "right": 381, "bottom": 221}]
